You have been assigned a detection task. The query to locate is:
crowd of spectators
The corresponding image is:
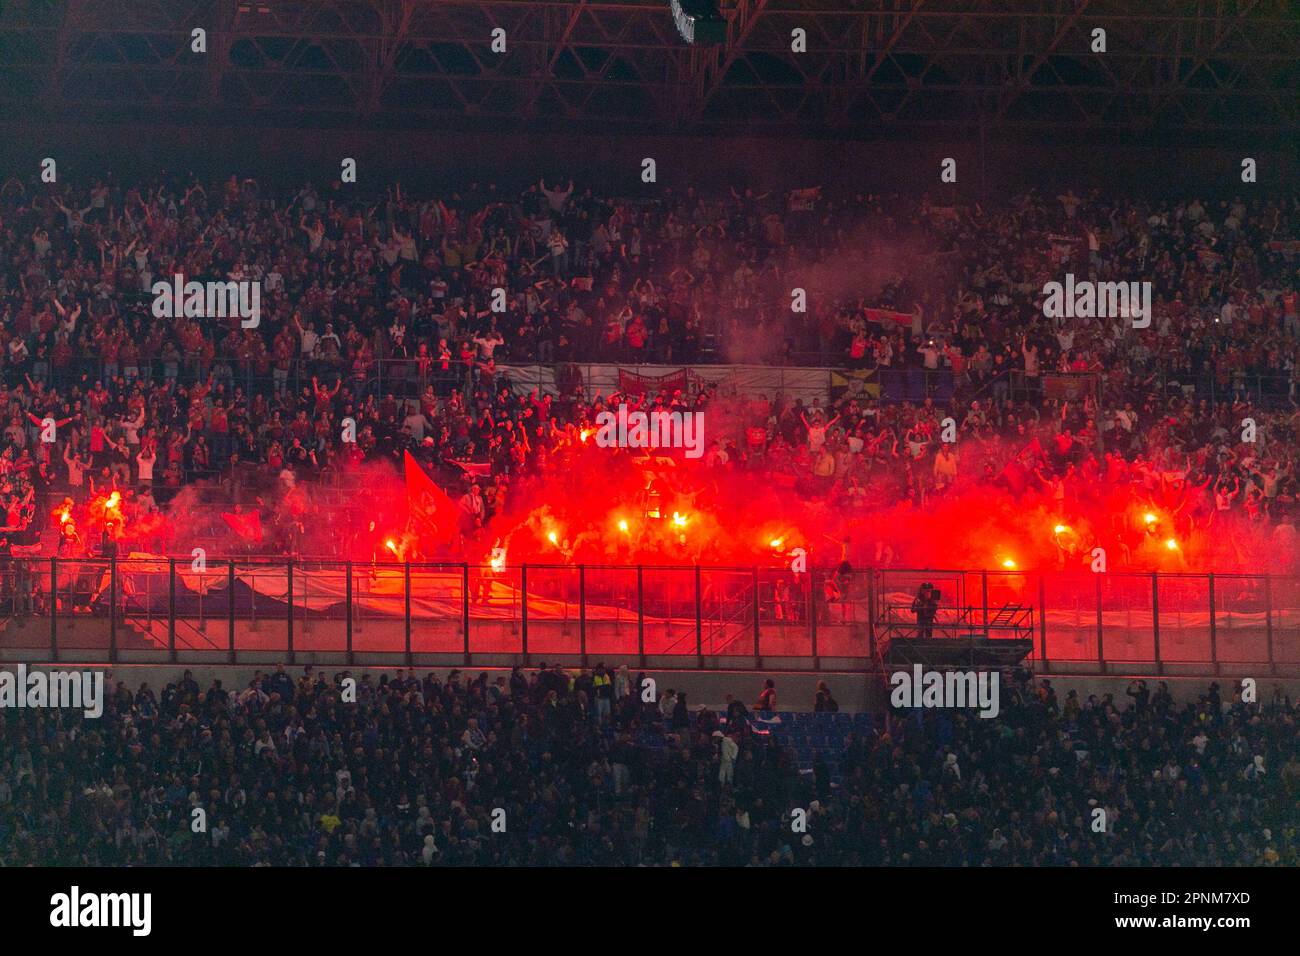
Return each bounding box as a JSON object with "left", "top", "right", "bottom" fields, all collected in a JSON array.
[
  {"left": 0, "top": 665, "right": 1294, "bottom": 866},
  {"left": 1, "top": 173, "right": 1299, "bottom": 554}
]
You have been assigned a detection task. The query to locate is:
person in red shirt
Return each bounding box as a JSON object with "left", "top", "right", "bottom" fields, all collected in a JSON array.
[
  {"left": 849, "top": 331, "right": 869, "bottom": 367},
  {"left": 625, "top": 315, "right": 647, "bottom": 353}
]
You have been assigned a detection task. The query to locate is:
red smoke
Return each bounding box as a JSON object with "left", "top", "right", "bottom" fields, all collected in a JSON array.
[{"left": 111, "top": 426, "right": 1291, "bottom": 577}]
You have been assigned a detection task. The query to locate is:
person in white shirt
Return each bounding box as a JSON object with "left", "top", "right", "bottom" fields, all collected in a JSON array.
[
  {"left": 801, "top": 411, "right": 840, "bottom": 453},
  {"left": 401, "top": 406, "right": 432, "bottom": 441},
  {"left": 539, "top": 178, "right": 573, "bottom": 213},
  {"left": 548, "top": 229, "right": 569, "bottom": 276},
  {"left": 136, "top": 445, "right": 156, "bottom": 483},
  {"left": 458, "top": 484, "right": 485, "bottom": 527},
  {"left": 718, "top": 732, "right": 739, "bottom": 785},
  {"left": 121, "top": 408, "right": 145, "bottom": 446},
  {"left": 293, "top": 314, "right": 319, "bottom": 357}
]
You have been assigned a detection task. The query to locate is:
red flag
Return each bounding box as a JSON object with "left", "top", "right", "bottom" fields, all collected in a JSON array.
[
  {"left": 618, "top": 368, "right": 687, "bottom": 396},
  {"left": 451, "top": 459, "right": 492, "bottom": 479},
  {"left": 404, "top": 451, "right": 459, "bottom": 542},
  {"left": 221, "top": 510, "right": 263, "bottom": 543},
  {"left": 862, "top": 308, "right": 914, "bottom": 327}
]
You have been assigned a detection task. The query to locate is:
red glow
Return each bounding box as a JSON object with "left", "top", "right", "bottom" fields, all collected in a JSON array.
[{"left": 77, "top": 410, "right": 1294, "bottom": 578}]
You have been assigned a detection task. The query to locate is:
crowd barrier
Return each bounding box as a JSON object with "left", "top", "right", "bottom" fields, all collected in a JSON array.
[{"left": 0, "top": 559, "right": 1293, "bottom": 676}]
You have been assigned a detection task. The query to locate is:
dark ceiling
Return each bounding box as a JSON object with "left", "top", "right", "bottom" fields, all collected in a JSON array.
[{"left": 0, "top": 0, "right": 1296, "bottom": 142}]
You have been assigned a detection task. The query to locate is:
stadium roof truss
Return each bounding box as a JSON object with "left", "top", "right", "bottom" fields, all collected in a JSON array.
[{"left": 0, "top": 0, "right": 1296, "bottom": 135}]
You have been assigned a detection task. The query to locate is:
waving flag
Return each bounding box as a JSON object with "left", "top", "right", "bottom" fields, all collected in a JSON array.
[
  {"left": 404, "top": 451, "right": 459, "bottom": 542},
  {"left": 451, "top": 459, "right": 492, "bottom": 479},
  {"left": 221, "top": 510, "right": 264, "bottom": 543},
  {"left": 862, "top": 308, "right": 914, "bottom": 328}
]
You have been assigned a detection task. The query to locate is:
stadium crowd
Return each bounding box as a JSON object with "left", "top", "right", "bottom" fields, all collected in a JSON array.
[
  {"left": 0, "top": 666, "right": 1294, "bottom": 866},
  {"left": 0, "top": 173, "right": 1299, "bottom": 550}
]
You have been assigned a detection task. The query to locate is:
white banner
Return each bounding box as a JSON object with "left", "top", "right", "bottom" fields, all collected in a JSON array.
[{"left": 495, "top": 364, "right": 834, "bottom": 400}]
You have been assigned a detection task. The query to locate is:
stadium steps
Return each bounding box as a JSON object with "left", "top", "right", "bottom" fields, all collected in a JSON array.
[{"left": 125, "top": 615, "right": 223, "bottom": 652}]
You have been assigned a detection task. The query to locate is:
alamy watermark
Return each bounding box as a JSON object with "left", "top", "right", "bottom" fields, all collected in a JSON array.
[
  {"left": 593, "top": 404, "right": 704, "bottom": 459},
  {"left": 151, "top": 273, "right": 261, "bottom": 327},
  {"left": 0, "top": 664, "right": 104, "bottom": 718},
  {"left": 1042, "top": 273, "right": 1151, "bottom": 328},
  {"left": 50, "top": 886, "right": 151, "bottom": 936},
  {"left": 889, "top": 664, "right": 1000, "bottom": 718}
]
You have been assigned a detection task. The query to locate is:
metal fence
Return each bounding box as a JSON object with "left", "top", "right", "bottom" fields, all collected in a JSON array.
[
  {"left": 0, "top": 558, "right": 1294, "bottom": 675},
  {"left": 14, "top": 353, "right": 1294, "bottom": 410}
]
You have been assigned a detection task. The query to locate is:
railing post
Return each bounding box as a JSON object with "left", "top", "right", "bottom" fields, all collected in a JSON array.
[
  {"left": 462, "top": 563, "right": 471, "bottom": 665},
  {"left": 810, "top": 569, "right": 819, "bottom": 663},
  {"left": 286, "top": 560, "right": 295, "bottom": 666},
  {"left": 865, "top": 567, "right": 874, "bottom": 663},
  {"left": 49, "top": 557, "right": 58, "bottom": 663},
  {"left": 521, "top": 563, "right": 529, "bottom": 665},
  {"left": 404, "top": 562, "right": 412, "bottom": 667},
  {"left": 1037, "top": 573, "right": 1048, "bottom": 669},
  {"left": 1264, "top": 575, "right": 1275, "bottom": 675},
  {"left": 1151, "top": 572, "right": 1162, "bottom": 675},
  {"left": 1095, "top": 572, "right": 1104, "bottom": 675},
  {"left": 752, "top": 567, "right": 761, "bottom": 668},
  {"left": 694, "top": 565, "right": 703, "bottom": 667},
  {"left": 981, "top": 569, "right": 989, "bottom": 635},
  {"left": 1207, "top": 573, "right": 1217, "bottom": 676},
  {"left": 636, "top": 565, "right": 645, "bottom": 669},
  {"left": 109, "top": 558, "right": 118, "bottom": 664},
  {"left": 168, "top": 558, "right": 177, "bottom": 663},
  {"left": 345, "top": 560, "right": 354, "bottom": 666},
  {"left": 579, "top": 565, "right": 587, "bottom": 666},
  {"left": 227, "top": 560, "right": 236, "bottom": 664}
]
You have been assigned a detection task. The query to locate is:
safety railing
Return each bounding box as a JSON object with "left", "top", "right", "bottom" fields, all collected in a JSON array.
[{"left": 0, "top": 560, "right": 1293, "bottom": 675}]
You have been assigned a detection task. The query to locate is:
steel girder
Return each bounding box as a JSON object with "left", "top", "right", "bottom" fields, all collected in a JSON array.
[{"left": 0, "top": 0, "right": 1296, "bottom": 134}]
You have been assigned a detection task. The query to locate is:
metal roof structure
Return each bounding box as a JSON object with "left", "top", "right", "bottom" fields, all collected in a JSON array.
[{"left": 0, "top": 0, "right": 1296, "bottom": 138}]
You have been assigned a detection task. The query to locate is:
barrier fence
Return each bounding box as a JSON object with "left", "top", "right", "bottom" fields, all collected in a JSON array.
[
  {"left": 15, "top": 354, "right": 1291, "bottom": 408},
  {"left": 0, "top": 558, "right": 1295, "bottom": 675}
]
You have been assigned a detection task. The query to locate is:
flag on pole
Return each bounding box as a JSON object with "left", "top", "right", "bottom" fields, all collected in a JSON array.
[
  {"left": 404, "top": 451, "right": 460, "bottom": 542},
  {"left": 221, "top": 510, "right": 264, "bottom": 543}
]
